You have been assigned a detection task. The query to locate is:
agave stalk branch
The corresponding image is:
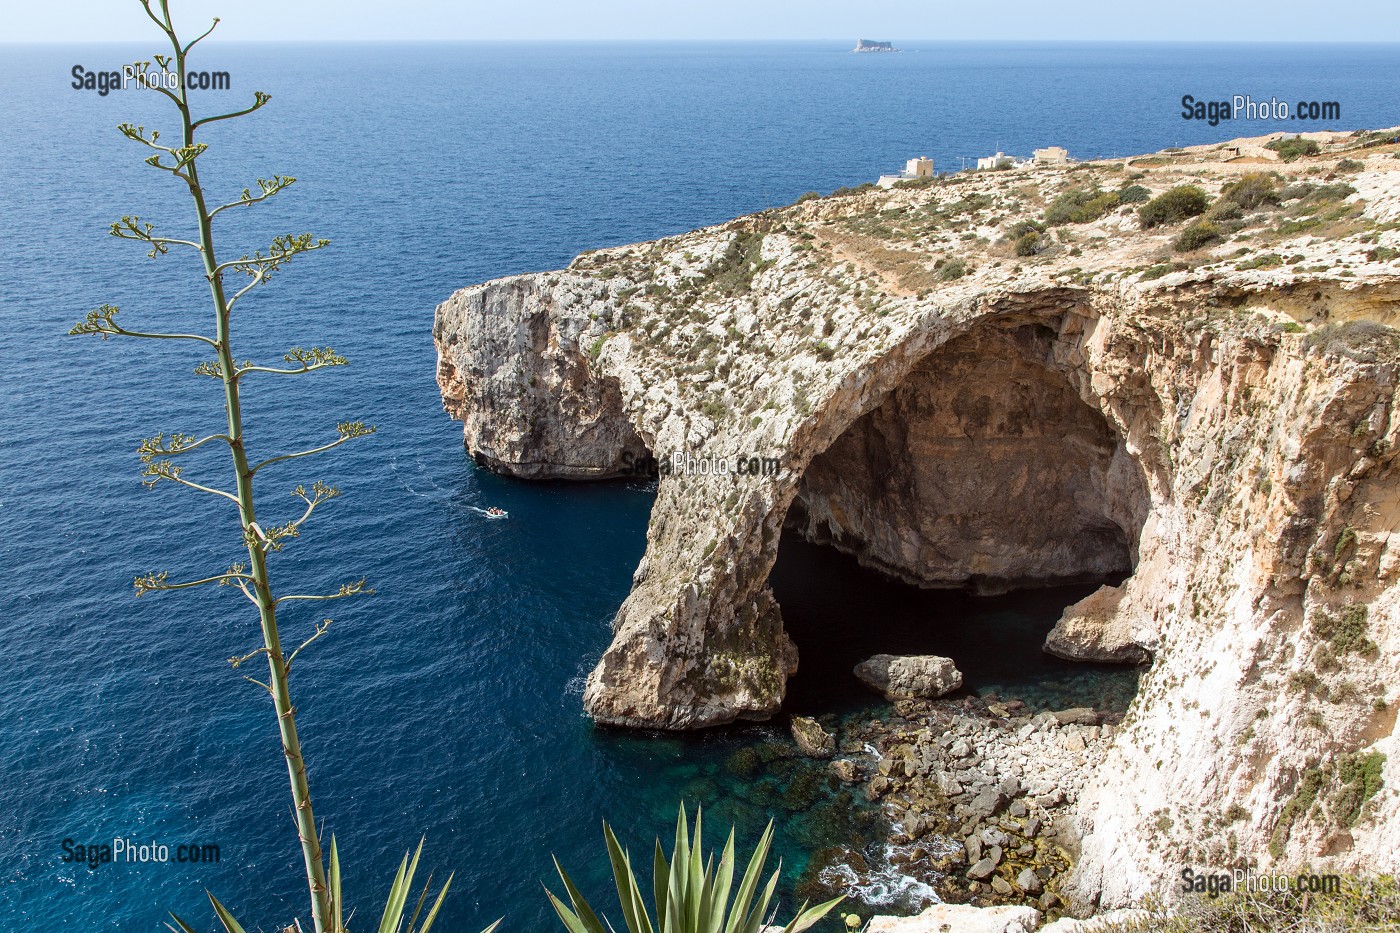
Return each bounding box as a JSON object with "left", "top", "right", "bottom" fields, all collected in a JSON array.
[{"left": 139, "top": 0, "right": 333, "bottom": 926}]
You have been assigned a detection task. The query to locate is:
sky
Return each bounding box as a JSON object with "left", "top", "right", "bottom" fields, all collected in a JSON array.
[{"left": 6, "top": 0, "right": 1400, "bottom": 43}]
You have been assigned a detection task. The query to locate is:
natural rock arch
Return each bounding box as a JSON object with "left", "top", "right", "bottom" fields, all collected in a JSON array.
[{"left": 784, "top": 318, "right": 1152, "bottom": 597}]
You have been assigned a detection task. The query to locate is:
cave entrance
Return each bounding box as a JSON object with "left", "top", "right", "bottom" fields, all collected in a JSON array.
[{"left": 773, "top": 320, "right": 1150, "bottom": 717}]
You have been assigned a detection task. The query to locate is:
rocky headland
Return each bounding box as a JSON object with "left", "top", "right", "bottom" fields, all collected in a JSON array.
[{"left": 435, "top": 129, "right": 1400, "bottom": 917}]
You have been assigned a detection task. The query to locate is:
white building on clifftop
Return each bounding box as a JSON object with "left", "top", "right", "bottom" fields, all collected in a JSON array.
[{"left": 877, "top": 156, "right": 934, "bottom": 188}]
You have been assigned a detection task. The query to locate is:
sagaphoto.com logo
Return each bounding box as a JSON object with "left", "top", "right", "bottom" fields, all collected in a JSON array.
[
  {"left": 1181, "top": 94, "right": 1341, "bottom": 127},
  {"left": 61, "top": 835, "right": 221, "bottom": 870},
  {"left": 72, "top": 59, "right": 230, "bottom": 97}
]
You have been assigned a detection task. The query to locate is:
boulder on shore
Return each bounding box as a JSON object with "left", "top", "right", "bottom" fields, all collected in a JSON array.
[
  {"left": 853, "top": 654, "right": 963, "bottom": 701},
  {"left": 1043, "top": 584, "right": 1151, "bottom": 664},
  {"left": 790, "top": 716, "right": 836, "bottom": 758}
]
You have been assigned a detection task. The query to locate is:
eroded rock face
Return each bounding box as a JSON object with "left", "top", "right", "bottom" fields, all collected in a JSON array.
[
  {"left": 434, "top": 277, "right": 648, "bottom": 478},
  {"left": 436, "top": 136, "right": 1400, "bottom": 912},
  {"left": 789, "top": 324, "right": 1149, "bottom": 593},
  {"left": 854, "top": 654, "right": 964, "bottom": 700}
]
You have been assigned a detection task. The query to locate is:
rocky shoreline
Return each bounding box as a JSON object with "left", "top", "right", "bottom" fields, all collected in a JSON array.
[{"left": 794, "top": 692, "right": 1125, "bottom": 920}]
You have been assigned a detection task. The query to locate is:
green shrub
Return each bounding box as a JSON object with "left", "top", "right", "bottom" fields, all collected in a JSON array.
[
  {"left": 1206, "top": 200, "right": 1244, "bottom": 222},
  {"left": 1237, "top": 253, "right": 1283, "bottom": 270},
  {"left": 1367, "top": 245, "right": 1399, "bottom": 262},
  {"left": 1140, "top": 185, "right": 1210, "bottom": 228},
  {"left": 701, "top": 398, "right": 729, "bottom": 421},
  {"left": 1015, "top": 231, "right": 1048, "bottom": 256},
  {"left": 938, "top": 257, "right": 969, "bottom": 280},
  {"left": 830, "top": 182, "right": 876, "bottom": 198},
  {"left": 705, "top": 231, "right": 769, "bottom": 296},
  {"left": 1267, "top": 136, "right": 1321, "bottom": 161},
  {"left": 792, "top": 191, "right": 822, "bottom": 205},
  {"left": 1333, "top": 751, "right": 1386, "bottom": 825},
  {"left": 1044, "top": 187, "right": 1120, "bottom": 225},
  {"left": 1219, "top": 172, "right": 1281, "bottom": 209},
  {"left": 1173, "top": 219, "right": 1223, "bottom": 252},
  {"left": 1118, "top": 184, "right": 1151, "bottom": 204},
  {"left": 1312, "top": 604, "right": 1378, "bottom": 658},
  {"left": 1336, "top": 158, "right": 1365, "bottom": 173},
  {"left": 1305, "top": 182, "right": 1358, "bottom": 203}
]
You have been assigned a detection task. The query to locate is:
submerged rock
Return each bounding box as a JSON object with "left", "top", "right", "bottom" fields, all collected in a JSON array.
[
  {"left": 790, "top": 716, "right": 836, "bottom": 758},
  {"left": 854, "top": 654, "right": 964, "bottom": 701}
]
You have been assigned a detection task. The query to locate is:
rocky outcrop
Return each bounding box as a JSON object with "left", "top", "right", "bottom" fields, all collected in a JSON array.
[
  {"left": 434, "top": 277, "right": 648, "bottom": 478},
  {"left": 791, "top": 715, "right": 836, "bottom": 758},
  {"left": 1042, "top": 586, "right": 1151, "bottom": 664},
  {"left": 437, "top": 130, "right": 1400, "bottom": 910},
  {"left": 854, "top": 654, "right": 963, "bottom": 700}
]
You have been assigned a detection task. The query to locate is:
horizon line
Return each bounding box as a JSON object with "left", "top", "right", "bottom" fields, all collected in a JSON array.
[{"left": 7, "top": 36, "right": 1400, "bottom": 45}]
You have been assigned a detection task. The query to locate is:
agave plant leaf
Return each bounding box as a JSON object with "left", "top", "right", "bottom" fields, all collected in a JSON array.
[
  {"left": 740, "top": 864, "right": 781, "bottom": 933},
  {"left": 652, "top": 838, "right": 670, "bottom": 929},
  {"left": 206, "top": 892, "right": 250, "bottom": 933},
  {"left": 329, "top": 836, "right": 344, "bottom": 932},
  {"left": 546, "top": 883, "right": 605, "bottom": 933},
  {"left": 547, "top": 804, "right": 842, "bottom": 933},
  {"left": 705, "top": 831, "right": 736, "bottom": 933},
  {"left": 604, "top": 825, "right": 654, "bottom": 933},
  {"left": 377, "top": 841, "right": 419, "bottom": 933},
  {"left": 722, "top": 823, "right": 774, "bottom": 933},
  {"left": 778, "top": 895, "right": 847, "bottom": 933},
  {"left": 165, "top": 914, "right": 201, "bottom": 933},
  {"left": 549, "top": 856, "right": 610, "bottom": 933},
  {"left": 409, "top": 870, "right": 455, "bottom": 933}
]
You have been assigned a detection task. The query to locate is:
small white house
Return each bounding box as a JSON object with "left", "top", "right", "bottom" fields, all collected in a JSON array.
[
  {"left": 976, "top": 151, "right": 1015, "bottom": 171},
  {"left": 878, "top": 156, "right": 934, "bottom": 188}
]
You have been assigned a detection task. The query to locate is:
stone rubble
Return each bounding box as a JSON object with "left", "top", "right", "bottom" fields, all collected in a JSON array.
[{"left": 813, "top": 694, "right": 1119, "bottom": 916}]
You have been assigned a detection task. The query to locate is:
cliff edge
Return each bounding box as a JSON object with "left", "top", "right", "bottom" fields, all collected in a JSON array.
[{"left": 435, "top": 129, "right": 1400, "bottom": 908}]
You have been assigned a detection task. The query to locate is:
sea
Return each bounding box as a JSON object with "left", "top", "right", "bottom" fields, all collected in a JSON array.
[{"left": 1, "top": 39, "right": 1397, "bottom": 932}]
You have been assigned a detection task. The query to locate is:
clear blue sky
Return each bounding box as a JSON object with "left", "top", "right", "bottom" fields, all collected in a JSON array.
[{"left": 9, "top": 0, "right": 1400, "bottom": 42}]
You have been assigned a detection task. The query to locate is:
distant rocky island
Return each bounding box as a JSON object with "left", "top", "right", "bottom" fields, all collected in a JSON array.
[
  {"left": 435, "top": 128, "right": 1400, "bottom": 926},
  {"left": 854, "top": 39, "right": 897, "bottom": 52}
]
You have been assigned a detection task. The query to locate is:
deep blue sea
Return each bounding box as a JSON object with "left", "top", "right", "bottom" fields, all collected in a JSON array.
[{"left": 2, "top": 39, "right": 1397, "bottom": 932}]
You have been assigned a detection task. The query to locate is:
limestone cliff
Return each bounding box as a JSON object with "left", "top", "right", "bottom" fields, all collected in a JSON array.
[{"left": 436, "top": 130, "right": 1400, "bottom": 908}]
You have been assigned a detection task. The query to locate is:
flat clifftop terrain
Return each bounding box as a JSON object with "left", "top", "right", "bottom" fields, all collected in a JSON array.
[{"left": 435, "top": 128, "right": 1400, "bottom": 911}]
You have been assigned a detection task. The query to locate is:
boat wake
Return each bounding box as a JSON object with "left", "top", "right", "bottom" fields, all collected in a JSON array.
[{"left": 388, "top": 454, "right": 452, "bottom": 505}]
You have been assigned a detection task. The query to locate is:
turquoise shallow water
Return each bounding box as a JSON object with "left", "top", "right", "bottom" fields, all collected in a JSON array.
[{"left": 2, "top": 38, "right": 1397, "bottom": 931}]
